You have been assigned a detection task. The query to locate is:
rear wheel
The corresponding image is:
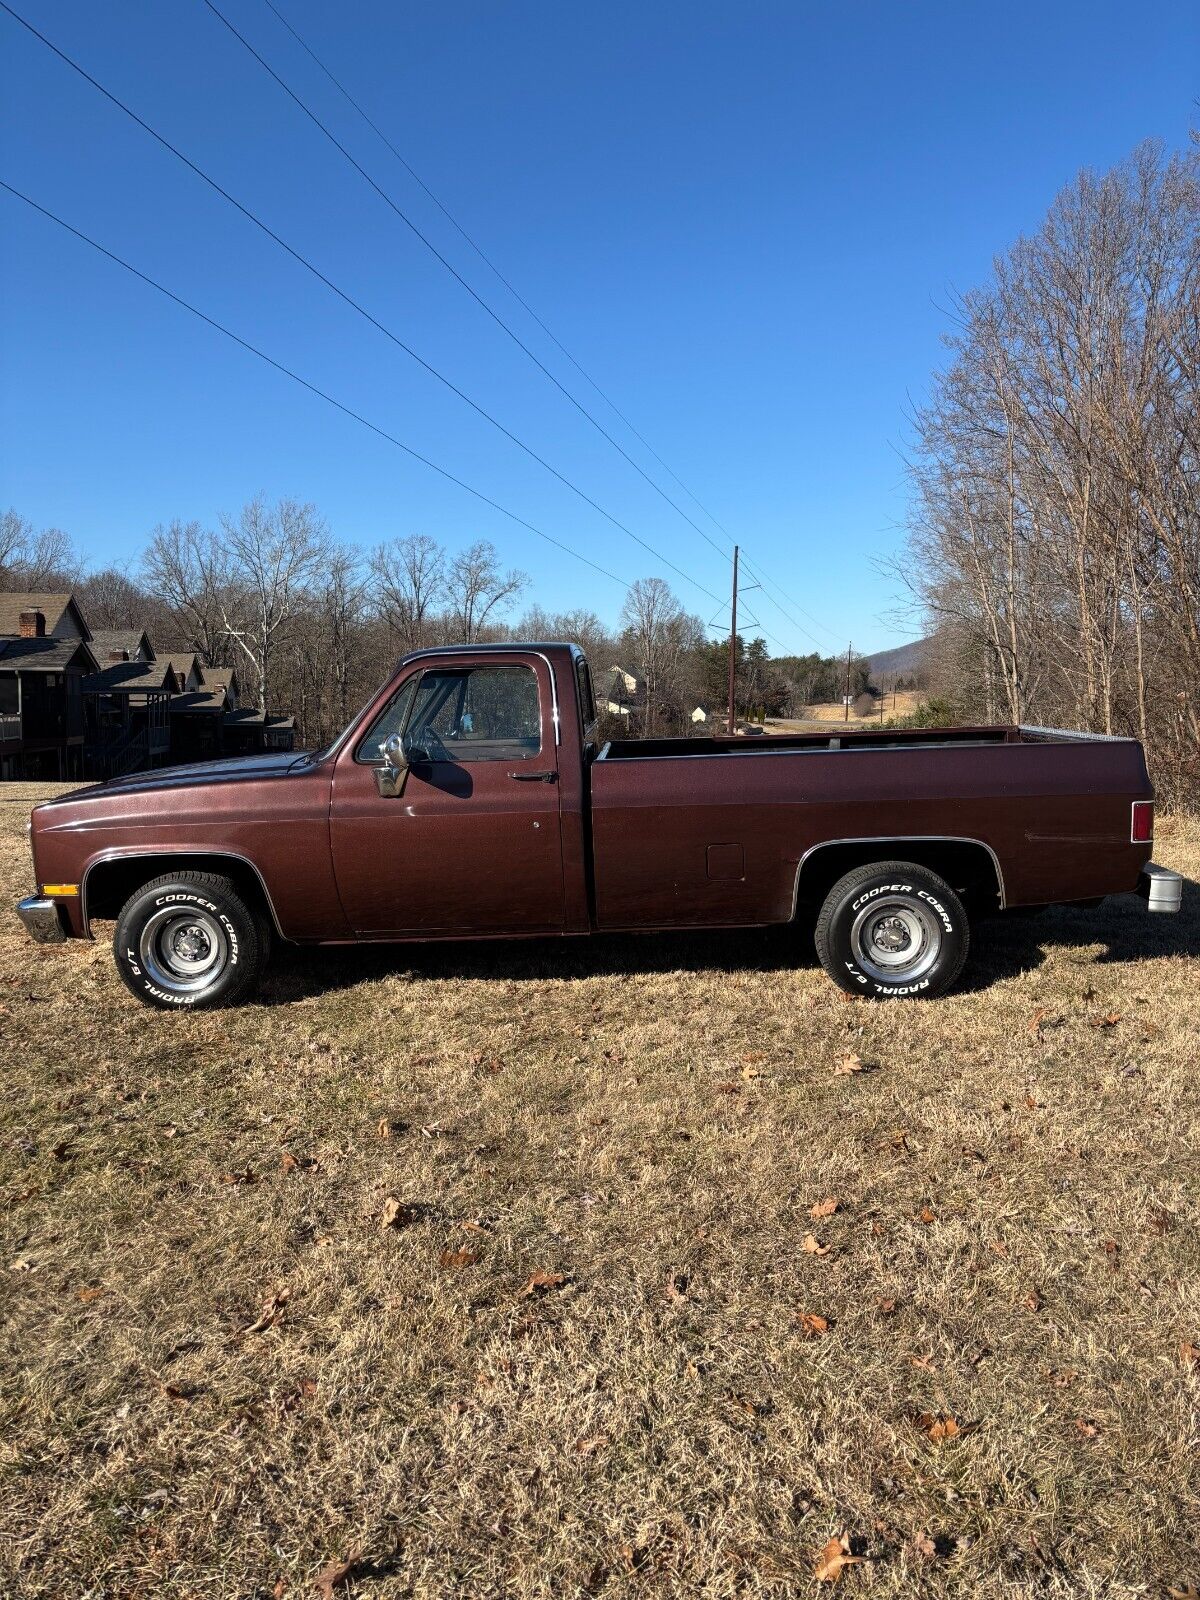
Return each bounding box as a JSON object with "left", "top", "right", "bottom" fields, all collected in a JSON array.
[
  {"left": 113, "top": 872, "right": 269, "bottom": 1009},
  {"left": 814, "top": 860, "right": 969, "bottom": 1000}
]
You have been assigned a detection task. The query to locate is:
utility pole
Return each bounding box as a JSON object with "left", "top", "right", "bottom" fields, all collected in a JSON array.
[
  {"left": 844, "top": 640, "right": 852, "bottom": 722},
  {"left": 727, "top": 545, "right": 739, "bottom": 736}
]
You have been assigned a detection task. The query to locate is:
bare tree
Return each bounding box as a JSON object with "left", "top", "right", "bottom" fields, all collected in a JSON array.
[
  {"left": 444, "top": 540, "right": 527, "bottom": 642},
  {"left": 620, "top": 577, "right": 691, "bottom": 736},
  {"left": 142, "top": 520, "right": 232, "bottom": 665},
  {"left": 904, "top": 137, "right": 1200, "bottom": 804},
  {"left": 219, "top": 497, "right": 331, "bottom": 711},
  {"left": 0, "top": 509, "right": 80, "bottom": 591},
  {"left": 369, "top": 534, "right": 445, "bottom": 653}
]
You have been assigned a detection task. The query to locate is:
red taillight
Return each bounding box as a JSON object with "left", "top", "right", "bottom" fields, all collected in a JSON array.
[{"left": 1131, "top": 801, "right": 1153, "bottom": 843}]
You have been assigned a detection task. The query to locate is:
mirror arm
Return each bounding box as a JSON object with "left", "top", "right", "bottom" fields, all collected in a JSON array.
[{"left": 374, "top": 760, "right": 409, "bottom": 799}]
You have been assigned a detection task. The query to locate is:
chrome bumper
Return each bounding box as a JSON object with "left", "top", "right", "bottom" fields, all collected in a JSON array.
[
  {"left": 16, "top": 895, "right": 69, "bottom": 944},
  {"left": 1138, "top": 863, "right": 1183, "bottom": 914}
]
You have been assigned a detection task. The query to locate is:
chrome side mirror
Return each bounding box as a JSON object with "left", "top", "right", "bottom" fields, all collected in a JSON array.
[{"left": 375, "top": 731, "right": 410, "bottom": 798}]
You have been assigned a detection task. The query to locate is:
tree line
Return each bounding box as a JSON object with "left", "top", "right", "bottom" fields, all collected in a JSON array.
[
  {"left": 0, "top": 503, "right": 865, "bottom": 747},
  {"left": 904, "top": 136, "right": 1200, "bottom": 805}
]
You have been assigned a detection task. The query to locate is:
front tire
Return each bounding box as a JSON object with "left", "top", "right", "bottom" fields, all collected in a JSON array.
[
  {"left": 113, "top": 872, "right": 269, "bottom": 1010},
  {"left": 814, "top": 860, "right": 969, "bottom": 1000}
]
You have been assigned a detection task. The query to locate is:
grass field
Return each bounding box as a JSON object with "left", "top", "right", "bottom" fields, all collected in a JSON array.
[{"left": 2, "top": 783, "right": 1198, "bottom": 1597}]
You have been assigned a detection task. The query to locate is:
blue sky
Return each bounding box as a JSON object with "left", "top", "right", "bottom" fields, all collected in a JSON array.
[{"left": 1, "top": 1, "right": 1196, "bottom": 654}]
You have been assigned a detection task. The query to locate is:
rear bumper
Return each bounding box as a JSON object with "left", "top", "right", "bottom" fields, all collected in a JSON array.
[
  {"left": 15, "top": 895, "right": 70, "bottom": 944},
  {"left": 1138, "top": 862, "right": 1183, "bottom": 913}
]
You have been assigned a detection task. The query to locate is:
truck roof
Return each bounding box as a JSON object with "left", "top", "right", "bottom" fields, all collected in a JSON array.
[{"left": 401, "top": 641, "right": 586, "bottom": 663}]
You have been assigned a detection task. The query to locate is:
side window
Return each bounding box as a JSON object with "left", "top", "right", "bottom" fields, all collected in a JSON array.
[
  {"left": 410, "top": 666, "right": 541, "bottom": 762},
  {"left": 356, "top": 675, "right": 418, "bottom": 762},
  {"left": 357, "top": 665, "right": 542, "bottom": 764}
]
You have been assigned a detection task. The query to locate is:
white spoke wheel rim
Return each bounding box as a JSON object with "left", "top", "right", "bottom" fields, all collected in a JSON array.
[
  {"left": 849, "top": 895, "right": 942, "bottom": 985},
  {"left": 139, "top": 907, "right": 229, "bottom": 995}
]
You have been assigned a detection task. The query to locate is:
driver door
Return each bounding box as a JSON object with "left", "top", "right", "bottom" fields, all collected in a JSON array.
[{"left": 329, "top": 655, "right": 565, "bottom": 935}]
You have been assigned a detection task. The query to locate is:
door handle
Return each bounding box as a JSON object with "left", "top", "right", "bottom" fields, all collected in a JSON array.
[{"left": 507, "top": 769, "right": 557, "bottom": 782}]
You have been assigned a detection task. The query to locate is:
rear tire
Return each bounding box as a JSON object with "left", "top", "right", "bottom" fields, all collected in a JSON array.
[
  {"left": 814, "top": 860, "right": 969, "bottom": 1000},
  {"left": 113, "top": 872, "right": 269, "bottom": 1010}
]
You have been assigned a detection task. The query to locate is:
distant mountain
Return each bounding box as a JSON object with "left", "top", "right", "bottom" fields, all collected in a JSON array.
[{"left": 865, "top": 635, "right": 934, "bottom": 682}]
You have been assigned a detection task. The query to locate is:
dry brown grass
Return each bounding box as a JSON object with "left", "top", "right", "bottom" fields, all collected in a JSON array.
[
  {"left": 1, "top": 783, "right": 1198, "bottom": 1597},
  {"left": 770, "top": 694, "right": 924, "bottom": 730}
]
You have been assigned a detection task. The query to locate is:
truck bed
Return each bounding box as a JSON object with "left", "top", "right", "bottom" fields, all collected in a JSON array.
[
  {"left": 588, "top": 724, "right": 1153, "bottom": 926},
  {"left": 598, "top": 724, "right": 1122, "bottom": 760}
]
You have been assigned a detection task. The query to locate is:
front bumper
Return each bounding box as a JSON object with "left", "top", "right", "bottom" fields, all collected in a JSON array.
[
  {"left": 15, "top": 896, "right": 70, "bottom": 944},
  {"left": 1138, "top": 862, "right": 1183, "bottom": 913}
]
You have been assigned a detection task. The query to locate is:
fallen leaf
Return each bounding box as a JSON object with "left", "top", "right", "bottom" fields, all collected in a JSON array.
[
  {"left": 909, "top": 1352, "right": 935, "bottom": 1371},
  {"left": 801, "top": 1234, "right": 830, "bottom": 1256},
  {"left": 376, "top": 1118, "right": 392, "bottom": 1139},
  {"left": 520, "top": 1269, "right": 566, "bottom": 1297},
  {"left": 664, "top": 1271, "right": 690, "bottom": 1301},
  {"left": 1049, "top": 1367, "right": 1078, "bottom": 1387},
  {"left": 917, "top": 1206, "right": 936, "bottom": 1224},
  {"left": 1022, "top": 1288, "right": 1043, "bottom": 1312},
  {"left": 379, "top": 1196, "right": 413, "bottom": 1231},
  {"left": 314, "top": 1551, "right": 362, "bottom": 1598},
  {"left": 798, "top": 1311, "right": 830, "bottom": 1337},
  {"left": 1091, "top": 1012, "right": 1122, "bottom": 1029},
  {"left": 813, "top": 1533, "right": 865, "bottom": 1584},
  {"left": 810, "top": 1197, "right": 839, "bottom": 1219},
  {"left": 76, "top": 1285, "right": 106, "bottom": 1303},
  {"left": 834, "top": 1052, "right": 867, "bottom": 1076},
  {"left": 1028, "top": 1006, "right": 1048, "bottom": 1035},
  {"left": 1178, "top": 1341, "right": 1200, "bottom": 1369},
  {"left": 917, "top": 1412, "right": 979, "bottom": 1443},
  {"left": 280, "top": 1152, "right": 300, "bottom": 1174},
  {"left": 575, "top": 1433, "right": 608, "bottom": 1455},
  {"left": 1167, "top": 1586, "right": 1200, "bottom": 1600},
  {"left": 913, "top": 1530, "right": 938, "bottom": 1560},
  {"left": 876, "top": 1297, "right": 897, "bottom": 1315},
  {"left": 440, "top": 1247, "right": 478, "bottom": 1270},
  {"left": 221, "top": 1167, "right": 258, "bottom": 1186},
  {"left": 741, "top": 1060, "right": 766, "bottom": 1080},
  {"left": 1074, "top": 1417, "right": 1100, "bottom": 1438},
  {"left": 989, "top": 1239, "right": 1009, "bottom": 1257},
  {"left": 245, "top": 1286, "right": 290, "bottom": 1335}
]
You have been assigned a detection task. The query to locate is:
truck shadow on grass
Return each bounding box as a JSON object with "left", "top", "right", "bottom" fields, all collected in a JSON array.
[{"left": 257, "top": 880, "right": 1199, "bottom": 1005}]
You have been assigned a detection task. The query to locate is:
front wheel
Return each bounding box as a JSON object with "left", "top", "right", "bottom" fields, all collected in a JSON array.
[
  {"left": 814, "top": 860, "right": 969, "bottom": 1000},
  {"left": 113, "top": 872, "right": 269, "bottom": 1009}
]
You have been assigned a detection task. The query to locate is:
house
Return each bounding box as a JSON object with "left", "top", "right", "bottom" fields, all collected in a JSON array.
[
  {"left": 0, "top": 595, "right": 98, "bottom": 780},
  {"left": 83, "top": 639, "right": 179, "bottom": 780},
  {"left": 595, "top": 664, "right": 639, "bottom": 717},
  {"left": 0, "top": 592, "right": 296, "bottom": 778},
  {"left": 222, "top": 708, "right": 296, "bottom": 754}
]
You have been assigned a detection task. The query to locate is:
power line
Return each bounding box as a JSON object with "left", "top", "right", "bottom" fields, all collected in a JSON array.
[
  {"left": 0, "top": 1, "right": 723, "bottom": 609},
  {"left": 244, "top": 0, "right": 845, "bottom": 655},
  {"left": 0, "top": 178, "right": 634, "bottom": 593},
  {"left": 202, "top": 0, "right": 740, "bottom": 564}
]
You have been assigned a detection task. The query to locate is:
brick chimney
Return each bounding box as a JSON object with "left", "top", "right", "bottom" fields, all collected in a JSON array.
[
  {"left": 108, "top": 649, "right": 129, "bottom": 662},
  {"left": 19, "top": 610, "right": 45, "bottom": 639}
]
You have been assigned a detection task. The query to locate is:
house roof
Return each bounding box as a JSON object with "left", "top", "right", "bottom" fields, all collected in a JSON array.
[
  {"left": 0, "top": 592, "right": 92, "bottom": 641},
  {"left": 169, "top": 689, "right": 227, "bottom": 715},
  {"left": 83, "top": 659, "right": 178, "bottom": 693},
  {"left": 223, "top": 709, "right": 295, "bottom": 729},
  {"left": 202, "top": 665, "right": 239, "bottom": 687},
  {"left": 91, "top": 628, "right": 154, "bottom": 662},
  {"left": 0, "top": 633, "right": 99, "bottom": 672},
  {"left": 159, "top": 651, "right": 201, "bottom": 682}
]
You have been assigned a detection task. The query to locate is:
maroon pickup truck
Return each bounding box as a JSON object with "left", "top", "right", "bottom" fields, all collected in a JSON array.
[{"left": 17, "top": 642, "right": 1181, "bottom": 1009}]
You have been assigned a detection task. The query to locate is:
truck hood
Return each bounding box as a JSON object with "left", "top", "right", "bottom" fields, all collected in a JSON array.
[{"left": 38, "top": 751, "right": 315, "bottom": 807}]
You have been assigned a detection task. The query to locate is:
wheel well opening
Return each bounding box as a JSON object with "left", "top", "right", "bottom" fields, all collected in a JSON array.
[
  {"left": 84, "top": 855, "right": 277, "bottom": 933},
  {"left": 794, "top": 840, "right": 1003, "bottom": 918}
]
